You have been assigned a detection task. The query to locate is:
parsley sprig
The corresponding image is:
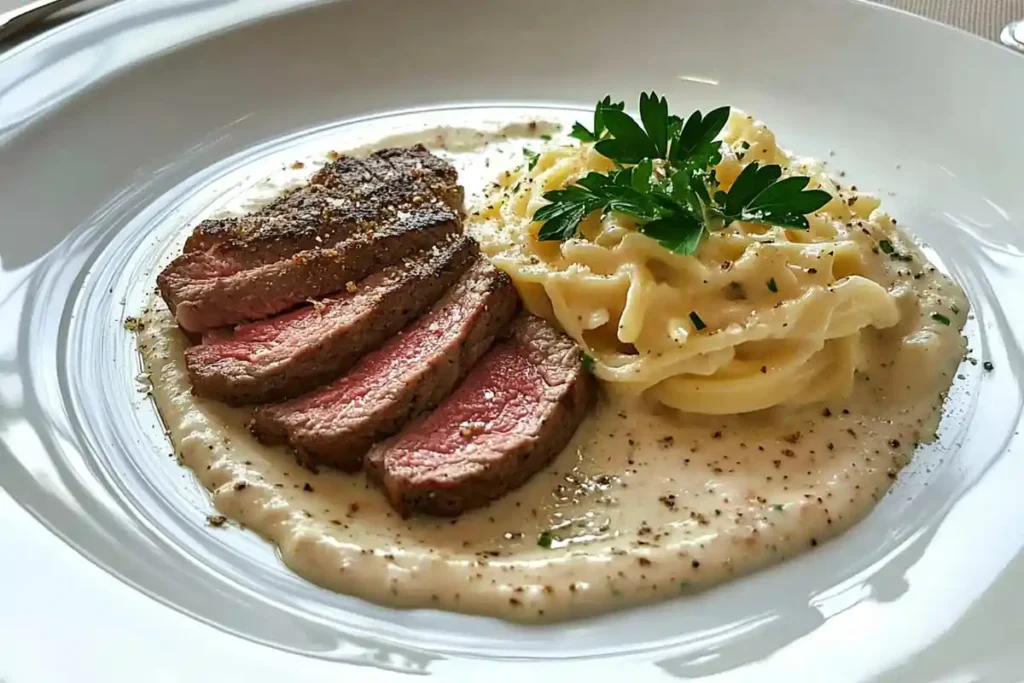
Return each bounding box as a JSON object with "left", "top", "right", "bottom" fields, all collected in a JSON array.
[{"left": 537, "top": 93, "right": 832, "bottom": 255}]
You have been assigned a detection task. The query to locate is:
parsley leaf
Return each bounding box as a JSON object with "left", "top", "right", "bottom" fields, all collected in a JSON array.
[
  {"left": 639, "top": 91, "right": 671, "bottom": 158},
  {"left": 670, "top": 106, "right": 730, "bottom": 163},
  {"left": 718, "top": 162, "right": 831, "bottom": 229},
  {"left": 534, "top": 168, "right": 702, "bottom": 247},
  {"left": 595, "top": 107, "right": 659, "bottom": 164},
  {"left": 570, "top": 95, "right": 625, "bottom": 142},
  {"left": 523, "top": 148, "right": 540, "bottom": 171},
  {"left": 638, "top": 215, "right": 704, "bottom": 254},
  {"left": 569, "top": 122, "right": 596, "bottom": 142}
]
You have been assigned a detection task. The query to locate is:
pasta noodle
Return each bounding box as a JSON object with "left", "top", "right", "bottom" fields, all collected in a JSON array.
[{"left": 466, "top": 111, "right": 915, "bottom": 414}]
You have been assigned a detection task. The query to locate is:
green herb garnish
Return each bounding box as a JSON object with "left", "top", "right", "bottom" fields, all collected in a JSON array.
[
  {"left": 537, "top": 530, "right": 554, "bottom": 548},
  {"left": 540, "top": 134, "right": 553, "bottom": 141},
  {"left": 523, "top": 148, "right": 540, "bottom": 171},
  {"left": 932, "top": 313, "right": 951, "bottom": 326},
  {"left": 569, "top": 95, "right": 625, "bottom": 142},
  {"left": 581, "top": 353, "right": 595, "bottom": 373},
  {"left": 535, "top": 92, "right": 832, "bottom": 255},
  {"left": 767, "top": 277, "right": 778, "bottom": 293},
  {"left": 878, "top": 239, "right": 894, "bottom": 254},
  {"left": 689, "top": 311, "right": 707, "bottom": 331},
  {"left": 717, "top": 162, "right": 832, "bottom": 230}
]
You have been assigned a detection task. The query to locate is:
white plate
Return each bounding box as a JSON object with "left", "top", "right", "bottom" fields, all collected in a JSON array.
[{"left": 1, "top": 1, "right": 1023, "bottom": 680}]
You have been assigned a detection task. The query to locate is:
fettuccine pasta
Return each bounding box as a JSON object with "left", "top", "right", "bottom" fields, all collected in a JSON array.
[{"left": 467, "top": 111, "right": 914, "bottom": 414}]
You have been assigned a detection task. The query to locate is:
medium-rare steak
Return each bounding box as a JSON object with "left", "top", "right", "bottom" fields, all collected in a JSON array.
[
  {"left": 251, "top": 257, "right": 519, "bottom": 470},
  {"left": 160, "top": 208, "right": 458, "bottom": 333},
  {"left": 365, "top": 314, "right": 595, "bottom": 516},
  {"left": 157, "top": 145, "right": 464, "bottom": 332},
  {"left": 184, "top": 235, "right": 478, "bottom": 405}
]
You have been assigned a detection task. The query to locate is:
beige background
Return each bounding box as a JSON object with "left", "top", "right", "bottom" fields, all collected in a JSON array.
[{"left": 2, "top": 0, "right": 1023, "bottom": 42}]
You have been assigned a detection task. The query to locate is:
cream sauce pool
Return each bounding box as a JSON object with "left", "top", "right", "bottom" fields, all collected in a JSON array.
[{"left": 136, "top": 123, "right": 968, "bottom": 622}]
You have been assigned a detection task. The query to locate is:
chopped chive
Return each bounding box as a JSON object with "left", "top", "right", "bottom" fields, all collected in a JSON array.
[
  {"left": 537, "top": 530, "right": 553, "bottom": 548},
  {"left": 767, "top": 277, "right": 778, "bottom": 293},
  {"left": 932, "top": 313, "right": 951, "bottom": 326},
  {"left": 950, "top": 304, "right": 960, "bottom": 315},
  {"left": 540, "top": 134, "right": 553, "bottom": 141},
  {"left": 878, "top": 239, "right": 894, "bottom": 254},
  {"left": 771, "top": 504, "right": 785, "bottom": 512},
  {"left": 689, "top": 311, "right": 707, "bottom": 331}
]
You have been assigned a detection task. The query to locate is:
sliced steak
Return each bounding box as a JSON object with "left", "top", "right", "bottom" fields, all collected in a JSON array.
[
  {"left": 157, "top": 145, "right": 463, "bottom": 332},
  {"left": 160, "top": 208, "right": 458, "bottom": 333},
  {"left": 365, "top": 314, "right": 595, "bottom": 516},
  {"left": 184, "top": 235, "right": 478, "bottom": 405},
  {"left": 183, "top": 145, "right": 462, "bottom": 256},
  {"left": 251, "top": 257, "right": 519, "bottom": 470}
]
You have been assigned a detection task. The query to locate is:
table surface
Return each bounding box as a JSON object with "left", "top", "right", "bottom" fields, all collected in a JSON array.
[{"left": 1, "top": 0, "right": 1023, "bottom": 43}]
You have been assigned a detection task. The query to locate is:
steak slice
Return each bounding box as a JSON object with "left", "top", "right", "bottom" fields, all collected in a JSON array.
[
  {"left": 157, "top": 145, "right": 463, "bottom": 332},
  {"left": 160, "top": 208, "right": 458, "bottom": 333},
  {"left": 184, "top": 145, "right": 462, "bottom": 256},
  {"left": 365, "top": 314, "right": 595, "bottom": 516},
  {"left": 251, "top": 257, "right": 519, "bottom": 470},
  {"left": 184, "top": 235, "right": 478, "bottom": 405}
]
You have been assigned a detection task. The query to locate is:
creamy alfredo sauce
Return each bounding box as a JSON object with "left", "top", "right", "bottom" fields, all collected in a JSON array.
[{"left": 137, "top": 123, "right": 968, "bottom": 622}]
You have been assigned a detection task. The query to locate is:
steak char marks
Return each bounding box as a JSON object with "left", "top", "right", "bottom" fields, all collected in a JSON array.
[
  {"left": 365, "top": 315, "right": 595, "bottom": 516},
  {"left": 185, "top": 235, "right": 477, "bottom": 405},
  {"left": 251, "top": 257, "right": 519, "bottom": 471},
  {"left": 158, "top": 145, "right": 463, "bottom": 332}
]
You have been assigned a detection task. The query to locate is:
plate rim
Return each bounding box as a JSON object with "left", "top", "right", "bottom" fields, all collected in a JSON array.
[{"left": 2, "top": 0, "right": 1023, "bottom": 680}]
